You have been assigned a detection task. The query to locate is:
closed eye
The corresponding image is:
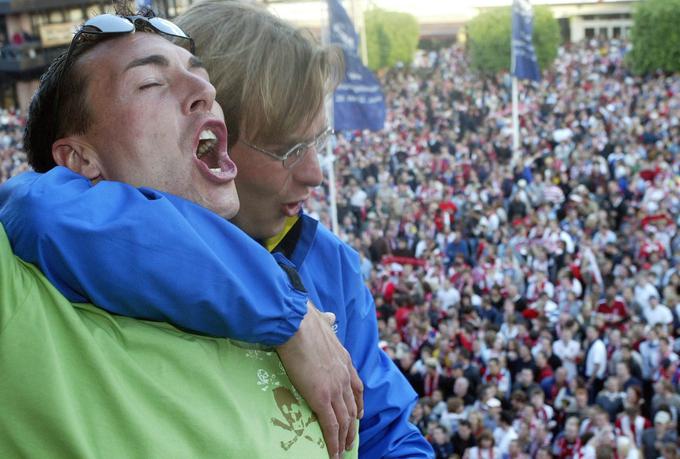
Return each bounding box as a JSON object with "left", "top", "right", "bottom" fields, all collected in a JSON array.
[{"left": 139, "top": 82, "right": 162, "bottom": 90}]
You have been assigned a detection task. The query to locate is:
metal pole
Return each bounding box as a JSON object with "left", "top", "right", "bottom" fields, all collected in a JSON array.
[
  {"left": 326, "top": 139, "right": 339, "bottom": 235},
  {"left": 323, "top": 0, "right": 340, "bottom": 235},
  {"left": 511, "top": 76, "right": 520, "bottom": 166},
  {"left": 356, "top": 0, "right": 369, "bottom": 66}
]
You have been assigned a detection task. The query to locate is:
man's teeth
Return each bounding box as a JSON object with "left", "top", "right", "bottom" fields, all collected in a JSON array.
[
  {"left": 199, "top": 129, "right": 217, "bottom": 141},
  {"left": 210, "top": 167, "right": 222, "bottom": 174},
  {"left": 197, "top": 129, "right": 218, "bottom": 159},
  {"left": 197, "top": 141, "right": 213, "bottom": 158}
]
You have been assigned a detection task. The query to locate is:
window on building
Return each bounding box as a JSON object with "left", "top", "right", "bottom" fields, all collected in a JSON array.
[
  {"left": 30, "top": 12, "right": 50, "bottom": 32},
  {"left": 585, "top": 28, "right": 595, "bottom": 39},
  {"left": 49, "top": 10, "right": 64, "bottom": 24},
  {"left": 613, "top": 27, "right": 621, "bottom": 38},
  {"left": 67, "top": 8, "right": 84, "bottom": 22},
  {"left": 599, "top": 27, "right": 608, "bottom": 39}
]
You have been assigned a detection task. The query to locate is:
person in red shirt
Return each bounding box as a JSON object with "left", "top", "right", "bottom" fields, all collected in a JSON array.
[
  {"left": 535, "top": 351, "right": 554, "bottom": 384},
  {"left": 596, "top": 285, "right": 629, "bottom": 331}
]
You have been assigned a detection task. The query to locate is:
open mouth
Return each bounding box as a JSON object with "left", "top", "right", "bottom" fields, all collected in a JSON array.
[
  {"left": 193, "top": 123, "right": 237, "bottom": 182},
  {"left": 196, "top": 128, "right": 220, "bottom": 172}
]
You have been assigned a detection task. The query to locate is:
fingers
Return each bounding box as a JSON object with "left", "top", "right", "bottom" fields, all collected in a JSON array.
[
  {"left": 315, "top": 398, "right": 340, "bottom": 459},
  {"left": 332, "top": 382, "right": 351, "bottom": 456},
  {"left": 349, "top": 362, "right": 364, "bottom": 419},
  {"left": 342, "top": 375, "right": 358, "bottom": 452}
]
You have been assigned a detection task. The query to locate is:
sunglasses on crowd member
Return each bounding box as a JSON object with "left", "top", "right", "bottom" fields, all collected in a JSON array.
[{"left": 240, "top": 127, "right": 335, "bottom": 169}]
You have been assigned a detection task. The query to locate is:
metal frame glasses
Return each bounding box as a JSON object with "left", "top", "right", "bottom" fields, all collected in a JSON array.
[{"left": 240, "top": 127, "right": 335, "bottom": 169}]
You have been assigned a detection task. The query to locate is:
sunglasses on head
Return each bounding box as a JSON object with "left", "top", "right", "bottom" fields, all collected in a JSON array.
[{"left": 70, "top": 14, "right": 194, "bottom": 54}]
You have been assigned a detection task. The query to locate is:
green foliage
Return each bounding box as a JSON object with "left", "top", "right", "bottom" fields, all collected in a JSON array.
[
  {"left": 365, "top": 8, "right": 420, "bottom": 71},
  {"left": 467, "top": 8, "right": 510, "bottom": 76},
  {"left": 467, "top": 6, "right": 559, "bottom": 77},
  {"left": 629, "top": 0, "right": 680, "bottom": 74},
  {"left": 533, "top": 6, "right": 560, "bottom": 70}
]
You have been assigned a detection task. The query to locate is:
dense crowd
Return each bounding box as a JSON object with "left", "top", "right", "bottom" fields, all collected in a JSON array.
[
  {"left": 1, "top": 36, "right": 679, "bottom": 459},
  {"left": 305, "top": 38, "right": 680, "bottom": 459},
  {"left": 0, "top": 108, "right": 27, "bottom": 183}
]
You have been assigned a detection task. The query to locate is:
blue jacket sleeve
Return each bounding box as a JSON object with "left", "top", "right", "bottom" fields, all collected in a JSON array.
[
  {"left": 0, "top": 168, "right": 307, "bottom": 346},
  {"left": 340, "top": 250, "right": 434, "bottom": 458}
]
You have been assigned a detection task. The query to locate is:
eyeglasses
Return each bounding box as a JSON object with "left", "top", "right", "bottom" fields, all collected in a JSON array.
[
  {"left": 69, "top": 14, "right": 194, "bottom": 55},
  {"left": 240, "top": 127, "right": 334, "bottom": 169}
]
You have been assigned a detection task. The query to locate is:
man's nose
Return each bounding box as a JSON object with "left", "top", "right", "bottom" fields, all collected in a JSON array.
[
  {"left": 292, "top": 146, "right": 324, "bottom": 187},
  {"left": 184, "top": 73, "right": 217, "bottom": 114}
]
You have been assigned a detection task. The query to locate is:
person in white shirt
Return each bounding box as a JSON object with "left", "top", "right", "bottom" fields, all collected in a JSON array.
[
  {"left": 493, "top": 411, "right": 518, "bottom": 456},
  {"left": 436, "top": 278, "right": 461, "bottom": 311},
  {"left": 643, "top": 296, "right": 673, "bottom": 327},
  {"left": 585, "top": 325, "right": 608, "bottom": 403},
  {"left": 634, "top": 271, "right": 660, "bottom": 311},
  {"left": 553, "top": 326, "right": 581, "bottom": 380}
]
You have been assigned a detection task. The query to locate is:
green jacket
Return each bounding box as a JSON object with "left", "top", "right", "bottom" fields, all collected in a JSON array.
[{"left": 0, "top": 224, "right": 356, "bottom": 458}]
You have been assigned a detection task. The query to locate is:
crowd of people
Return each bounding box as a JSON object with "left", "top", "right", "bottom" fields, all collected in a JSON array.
[
  {"left": 0, "top": 107, "right": 28, "bottom": 183},
  {"left": 1, "top": 35, "right": 679, "bottom": 458},
  {"left": 306, "top": 38, "right": 680, "bottom": 458}
]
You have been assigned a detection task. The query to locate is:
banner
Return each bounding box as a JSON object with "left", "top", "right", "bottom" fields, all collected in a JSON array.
[
  {"left": 328, "top": 0, "right": 385, "bottom": 131},
  {"left": 511, "top": 0, "right": 541, "bottom": 81}
]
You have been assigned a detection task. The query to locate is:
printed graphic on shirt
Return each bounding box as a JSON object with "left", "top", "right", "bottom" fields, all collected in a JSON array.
[
  {"left": 247, "top": 348, "right": 324, "bottom": 452},
  {"left": 271, "top": 386, "right": 325, "bottom": 451}
]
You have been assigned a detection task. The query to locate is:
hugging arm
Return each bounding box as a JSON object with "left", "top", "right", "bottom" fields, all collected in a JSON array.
[{"left": 0, "top": 167, "right": 306, "bottom": 345}]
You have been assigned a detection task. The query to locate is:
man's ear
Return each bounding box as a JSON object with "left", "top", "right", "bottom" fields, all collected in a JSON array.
[{"left": 52, "top": 137, "right": 102, "bottom": 180}]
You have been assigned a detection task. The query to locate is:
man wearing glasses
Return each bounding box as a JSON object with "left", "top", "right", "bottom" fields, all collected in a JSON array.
[
  {"left": 0, "top": 5, "right": 361, "bottom": 458},
  {"left": 1, "top": 1, "right": 432, "bottom": 457}
]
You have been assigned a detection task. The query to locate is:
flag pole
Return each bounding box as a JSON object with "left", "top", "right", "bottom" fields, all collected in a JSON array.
[
  {"left": 353, "top": 0, "right": 369, "bottom": 66},
  {"left": 510, "top": 0, "right": 540, "bottom": 168},
  {"left": 326, "top": 131, "right": 339, "bottom": 236},
  {"left": 510, "top": 1, "right": 520, "bottom": 168},
  {"left": 323, "top": 1, "right": 340, "bottom": 235},
  {"left": 511, "top": 76, "right": 520, "bottom": 167}
]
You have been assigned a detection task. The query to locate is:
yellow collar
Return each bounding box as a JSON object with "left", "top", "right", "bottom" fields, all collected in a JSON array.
[{"left": 264, "top": 216, "right": 299, "bottom": 252}]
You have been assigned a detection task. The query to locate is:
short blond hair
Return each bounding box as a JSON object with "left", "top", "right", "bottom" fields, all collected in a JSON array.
[{"left": 175, "top": 0, "right": 344, "bottom": 146}]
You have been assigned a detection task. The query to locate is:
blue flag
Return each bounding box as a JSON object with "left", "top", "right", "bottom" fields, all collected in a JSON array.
[
  {"left": 511, "top": 0, "right": 541, "bottom": 81},
  {"left": 328, "top": 0, "right": 385, "bottom": 131}
]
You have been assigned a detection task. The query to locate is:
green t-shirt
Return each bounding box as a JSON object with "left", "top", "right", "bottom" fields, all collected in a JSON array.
[{"left": 0, "top": 225, "right": 357, "bottom": 458}]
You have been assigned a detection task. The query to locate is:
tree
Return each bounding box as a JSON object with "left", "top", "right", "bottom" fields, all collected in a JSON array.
[
  {"left": 629, "top": 0, "right": 680, "bottom": 75},
  {"left": 466, "top": 6, "right": 559, "bottom": 77},
  {"left": 365, "top": 8, "right": 419, "bottom": 71}
]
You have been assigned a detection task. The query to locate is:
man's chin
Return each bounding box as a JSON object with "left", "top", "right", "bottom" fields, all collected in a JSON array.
[
  {"left": 198, "top": 193, "right": 239, "bottom": 220},
  {"left": 220, "top": 202, "right": 240, "bottom": 220}
]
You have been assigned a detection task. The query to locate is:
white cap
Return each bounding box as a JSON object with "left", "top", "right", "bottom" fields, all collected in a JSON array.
[
  {"left": 654, "top": 411, "right": 671, "bottom": 425},
  {"left": 487, "top": 398, "right": 501, "bottom": 408}
]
